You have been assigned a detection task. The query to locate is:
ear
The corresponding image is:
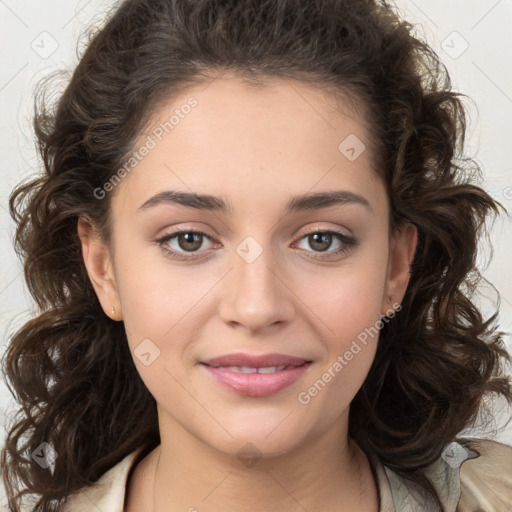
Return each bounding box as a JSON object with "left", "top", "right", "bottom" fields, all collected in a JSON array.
[
  {"left": 381, "top": 222, "right": 417, "bottom": 316},
  {"left": 77, "top": 214, "right": 122, "bottom": 321}
]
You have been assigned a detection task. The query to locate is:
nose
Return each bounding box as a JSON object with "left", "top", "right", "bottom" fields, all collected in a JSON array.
[{"left": 217, "top": 240, "right": 296, "bottom": 333}]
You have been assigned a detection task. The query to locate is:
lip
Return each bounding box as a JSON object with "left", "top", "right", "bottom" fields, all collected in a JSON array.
[
  {"left": 200, "top": 353, "right": 313, "bottom": 397},
  {"left": 202, "top": 352, "right": 310, "bottom": 368}
]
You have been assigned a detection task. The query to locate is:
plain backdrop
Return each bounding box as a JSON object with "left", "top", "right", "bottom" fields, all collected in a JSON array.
[{"left": 1, "top": 0, "right": 511, "bottom": 504}]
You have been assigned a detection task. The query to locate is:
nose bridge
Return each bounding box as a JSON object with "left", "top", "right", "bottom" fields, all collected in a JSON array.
[{"left": 218, "top": 234, "right": 294, "bottom": 330}]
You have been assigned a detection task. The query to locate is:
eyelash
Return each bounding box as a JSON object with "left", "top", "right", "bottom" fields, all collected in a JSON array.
[{"left": 155, "top": 227, "right": 358, "bottom": 261}]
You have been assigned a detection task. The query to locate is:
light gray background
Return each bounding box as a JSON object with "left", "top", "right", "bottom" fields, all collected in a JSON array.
[{"left": 1, "top": 0, "right": 511, "bottom": 502}]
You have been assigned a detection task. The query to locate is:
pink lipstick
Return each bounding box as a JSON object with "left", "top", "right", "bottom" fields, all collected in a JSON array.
[{"left": 200, "top": 353, "right": 312, "bottom": 397}]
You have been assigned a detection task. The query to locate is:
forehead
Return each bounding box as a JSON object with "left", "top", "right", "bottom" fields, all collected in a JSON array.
[
  {"left": 111, "top": 74, "right": 386, "bottom": 215},
  {"left": 141, "top": 72, "right": 371, "bottom": 157}
]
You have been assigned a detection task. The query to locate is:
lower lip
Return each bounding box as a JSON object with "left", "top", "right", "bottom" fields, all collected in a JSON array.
[{"left": 201, "top": 363, "right": 312, "bottom": 397}]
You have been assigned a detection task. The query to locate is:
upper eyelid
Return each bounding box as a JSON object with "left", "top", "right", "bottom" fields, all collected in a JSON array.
[{"left": 157, "top": 225, "right": 351, "bottom": 240}]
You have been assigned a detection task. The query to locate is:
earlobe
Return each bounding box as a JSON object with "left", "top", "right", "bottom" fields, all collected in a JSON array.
[
  {"left": 382, "top": 222, "right": 418, "bottom": 316},
  {"left": 77, "top": 215, "right": 122, "bottom": 321}
]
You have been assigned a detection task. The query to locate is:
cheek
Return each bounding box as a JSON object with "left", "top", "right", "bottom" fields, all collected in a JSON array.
[
  {"left": 113, "top": 254, "right": 208, "bottom": 403},
  {"left": 113, "top": 233, "right": 214, "bottom": 342},
  {"left": 297, "top": 281, "right": 383, "bottom": 419},
  {"left": 295, "top": 250, "right": 388, "bottom": 339},
  {"left": 295, "top": 251, "right": 387, "bottom": 400}
]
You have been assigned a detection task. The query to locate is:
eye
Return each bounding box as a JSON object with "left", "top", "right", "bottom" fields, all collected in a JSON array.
[
  {"left": 156, "top": 229, "right": 218, "bottom": 260},
  {"left": 293, "top": 229, "right": 357, "bottom": 260}
]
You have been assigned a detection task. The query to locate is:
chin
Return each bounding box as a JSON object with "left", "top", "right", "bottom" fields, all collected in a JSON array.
[{"left": 198, "top": 421, "right": 308, "bottom": 462}]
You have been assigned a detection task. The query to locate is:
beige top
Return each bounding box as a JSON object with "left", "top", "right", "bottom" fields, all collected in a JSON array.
[{"left": 61, "top": 439, "right": 512, "bottom": 512}]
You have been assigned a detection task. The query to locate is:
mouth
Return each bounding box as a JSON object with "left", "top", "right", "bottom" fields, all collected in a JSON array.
[{"left": 199, "top": 353, "right": 313, "bottom": 397}]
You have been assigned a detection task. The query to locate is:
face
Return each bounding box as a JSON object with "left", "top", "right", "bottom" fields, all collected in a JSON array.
[{"left": 79, "top": 72, "right": 416, "bottom": 460}]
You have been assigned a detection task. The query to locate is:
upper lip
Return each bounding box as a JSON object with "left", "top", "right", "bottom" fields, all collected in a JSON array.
[{"left": 202, "top": 353, "right": 311, "bottom": 368}]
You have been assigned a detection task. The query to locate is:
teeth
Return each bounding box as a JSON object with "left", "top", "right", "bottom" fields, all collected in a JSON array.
[
  {"left": 227, "top": 366, "right": 257, "bottom": 373},
  {"left": 222, "top": 365, "right": 290, "bottom": 373},
  {"left": 258, "top": 365, "right": 288, "bottom": 373}
]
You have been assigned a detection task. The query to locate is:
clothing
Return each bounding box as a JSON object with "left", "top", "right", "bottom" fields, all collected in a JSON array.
[{"left": 62, "top": 439, "right": 512, "bottom": 511}]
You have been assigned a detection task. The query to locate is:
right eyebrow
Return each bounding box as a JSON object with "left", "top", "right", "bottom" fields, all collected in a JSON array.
[{"left": 139, "top": 190, "right": 232, "bottom": 212}]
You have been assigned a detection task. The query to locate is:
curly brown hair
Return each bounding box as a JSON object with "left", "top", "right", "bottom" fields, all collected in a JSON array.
[{"left": 2, "top": 0, "right": 511, "bottom": 510}]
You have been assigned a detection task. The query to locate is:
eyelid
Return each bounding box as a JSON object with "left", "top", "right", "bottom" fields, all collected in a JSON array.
[{"left": 298, "top": 225, "right": 353, "bottom": 239}]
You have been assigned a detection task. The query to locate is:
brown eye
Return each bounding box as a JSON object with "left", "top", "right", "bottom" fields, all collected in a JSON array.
[
  {"left": 307, "top": 232, "right": 334, "bottom": 252},
  {"left": 294, "top": 229, "right": 358, "bottom": 260},
  {"left": 176, "top": 232, "right": 204, "bottom": 252},
  {"left": 156, "top": 229, "right": 218, "bottom": 260}
]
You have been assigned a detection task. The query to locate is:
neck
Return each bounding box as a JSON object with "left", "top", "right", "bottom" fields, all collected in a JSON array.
[{"left": 149, "top": 413, "right": 379, "bottom": 512}]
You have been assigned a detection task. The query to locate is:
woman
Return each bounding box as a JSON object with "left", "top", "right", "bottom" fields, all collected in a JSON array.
[{"left": 2, "top": 0, "right": 512, "bottom": 511}]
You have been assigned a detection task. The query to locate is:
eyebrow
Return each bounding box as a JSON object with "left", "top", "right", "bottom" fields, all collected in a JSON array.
[{"left": 138, "top": 189, "right": 372, "bottom": 213}]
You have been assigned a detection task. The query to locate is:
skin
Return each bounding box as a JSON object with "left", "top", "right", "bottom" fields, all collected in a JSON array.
[{"left": 78, "top": 72, "right": 417, "bottom": 512}]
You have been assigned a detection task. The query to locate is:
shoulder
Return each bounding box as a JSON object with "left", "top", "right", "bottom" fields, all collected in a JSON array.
[
  {"left": 62, "top": 448, "right": 144, "bottom": 512},
  {"left": 423, "top": 438, "right": 512, "bottom": 512},
  {"left": 457, "top": 438, "right": 512, "bottom": 511},
  {"left": 372, "top": 438, "right": 512, "bottom": 512}
]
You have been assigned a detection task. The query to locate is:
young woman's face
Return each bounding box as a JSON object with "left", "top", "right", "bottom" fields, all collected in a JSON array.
[{"left": 82, "top": 73, "right": 416, "bottom": 459}]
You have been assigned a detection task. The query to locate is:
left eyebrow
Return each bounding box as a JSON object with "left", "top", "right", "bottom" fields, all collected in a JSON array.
[
  {"left": 284, "top": 190, "right": 372, "bottom": 213},
  {"left": 138, "top": 189, "right": 372, "bottom": 213}
]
